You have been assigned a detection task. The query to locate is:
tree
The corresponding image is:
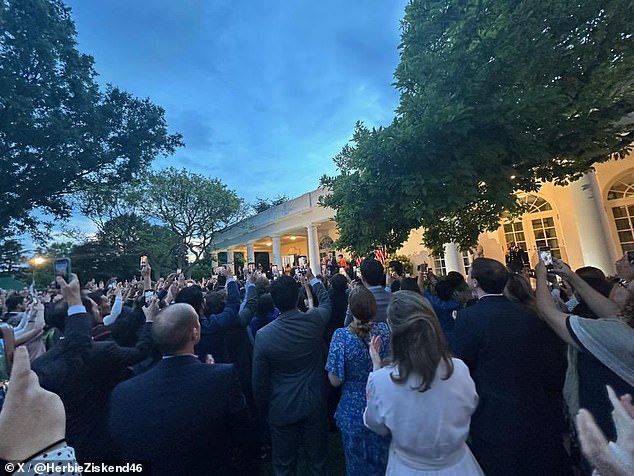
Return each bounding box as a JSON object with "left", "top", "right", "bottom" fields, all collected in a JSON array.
[
  {"left": 321, "top": 0, "right": 634, "bottom": 255},
  {"left": 136, "top": 168, "right": 246, "bottom": 275},
  {"left": 0, "top": 239, "right": 25, "bottom": 273},
  {"left": 252, "top": 195, "right": 289, "bottom": 214},
  {"left": 0, "top": 0, "right": 183, "bottom": 239},
  {"left": 67, "top": 214, "right": 180, "bottom": 282}
]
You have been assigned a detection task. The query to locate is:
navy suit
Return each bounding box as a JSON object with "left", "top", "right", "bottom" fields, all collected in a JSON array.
[
  {"left": 109, "top": 356, "right": 251, "bottom": 476},
  {"left": 454, "top": 295, "right": 568, "bottom": 476}
]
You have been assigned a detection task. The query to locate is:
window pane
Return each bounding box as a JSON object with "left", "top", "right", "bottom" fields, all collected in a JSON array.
[
  {"left": 612, "top": 207, "right": 626, "bottom": 218},
  {"left": 516, "top": 233, "right": 525, "bottom": 242},
  {"left": 504, "top": 224, "right": 513, "bottom": 232},
  {"left": 544, "top": 217, "right": 555, "bottom": 227},
  {"left": 548, "top": 239, "right": 559, "bottom": 248},
  {"left": 616, "top": 219, "right": 630, "bottom": 231},
  {"left": 534, "top": 230, "right": 545, "bottom": 239},
  {"left": 618, "top": 231, "right": 633, "bottom": 243}
]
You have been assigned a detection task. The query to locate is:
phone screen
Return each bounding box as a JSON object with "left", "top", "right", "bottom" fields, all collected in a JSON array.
[
  {"left": 539, "top": 247, "right": 553, "bottom": 266},
  {"left": 144, "top": 290, "right": 154, "bottom": 307},
  {"left": 54, "top": 258, "right": 71, "bottom": 281}
]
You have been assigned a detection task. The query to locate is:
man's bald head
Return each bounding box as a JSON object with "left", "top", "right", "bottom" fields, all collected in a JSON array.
[{"left": 152, "top": 303, "right": 200, "bottom": 355}]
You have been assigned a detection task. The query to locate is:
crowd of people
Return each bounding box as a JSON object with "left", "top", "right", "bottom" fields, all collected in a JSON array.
[{"left": 0, "top": 250, "right": 633, "bottom": 476}]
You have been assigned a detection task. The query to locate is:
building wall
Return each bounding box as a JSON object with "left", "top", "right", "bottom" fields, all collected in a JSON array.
[{"left": 215, "top": 156, "right": 634, "bottom": 276}]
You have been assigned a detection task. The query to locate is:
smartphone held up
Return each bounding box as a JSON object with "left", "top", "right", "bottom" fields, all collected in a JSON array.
[
  {"left": 54, "top": 258, "right": 71, "bottom": 287},
  {"left": 538, "top": 247, "right": 553, "bottom": 269}
]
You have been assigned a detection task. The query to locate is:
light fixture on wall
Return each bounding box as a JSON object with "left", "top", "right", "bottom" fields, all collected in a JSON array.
[
  {"left": 289, "top": 235, "right": 297, "bottom": 241},
  {"left": 266, "top": 242, "right": 272, "bottom": 246}
]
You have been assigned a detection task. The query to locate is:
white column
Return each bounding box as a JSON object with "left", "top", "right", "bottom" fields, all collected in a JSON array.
[
  {"left": 569, "top": 172, "right": 616, "bottom": 274},
  {"left": 246, "top": 241, "right": 255, "bottom": 264},
  {"left": 272, "top": 235, "right": 282, "bottom": 267},
  {"left": 226, "top": 248, "right": 234, "bottom": 265},
  {"left": 306, "top": 224, "right": 321, "bottom": 276},
  {"left": 443, "top": 242, "right": 466, "bottom": 275}
]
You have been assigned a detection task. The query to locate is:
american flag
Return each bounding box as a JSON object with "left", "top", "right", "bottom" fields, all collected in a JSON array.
[{"left": 374, "top": 246, "right": 387, "bottom": 265}]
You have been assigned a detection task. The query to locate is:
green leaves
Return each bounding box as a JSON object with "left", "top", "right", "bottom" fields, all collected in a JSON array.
[
  {"left": 135, "top": 168, "right": 245, "bottom": 273},
  {"left": 324, "top": 0, "right": 634, "bottom": 254},
  {"left": 0, "top": 0, "right": 183, "bottom": 238}
]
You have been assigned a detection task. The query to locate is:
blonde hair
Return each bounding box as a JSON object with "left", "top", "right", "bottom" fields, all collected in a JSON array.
[{"left": 387, "top": 291, "right": 453, "bottom": 392}]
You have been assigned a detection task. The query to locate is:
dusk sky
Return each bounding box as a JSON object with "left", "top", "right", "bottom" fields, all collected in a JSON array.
[{"left": 66, "top": 0, "right": 408, "bottom": 205}]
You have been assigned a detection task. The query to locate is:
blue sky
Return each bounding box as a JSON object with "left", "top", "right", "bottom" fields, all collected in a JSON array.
[{"left": 65, "top": 0, "right": 408, "bottom": 205}]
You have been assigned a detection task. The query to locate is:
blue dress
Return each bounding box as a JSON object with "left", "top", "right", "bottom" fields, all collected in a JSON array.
[{"left": 326, "top": 322, "right": 391, "bottom": 476}]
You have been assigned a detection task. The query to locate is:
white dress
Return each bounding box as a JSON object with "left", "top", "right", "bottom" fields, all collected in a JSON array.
[{"left": 363, "top": 358, "right": 483, "bottom": 476}]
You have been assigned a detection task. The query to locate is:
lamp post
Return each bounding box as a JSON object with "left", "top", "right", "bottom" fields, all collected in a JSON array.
[{"left": 30, "top": 256, "right": 45, "bottom": 288}]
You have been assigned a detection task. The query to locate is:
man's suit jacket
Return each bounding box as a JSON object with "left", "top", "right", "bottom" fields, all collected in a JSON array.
[
  {"left": 252, "top": 279, "right": 331, "bottom": 426},
  {"left": 344, "top": 285, "right": 391, "bottom": 326},
  {"left": 196, "top": 280, "right": 241, "bottom": 363},
  {"left": 453, "top": 295, "right": 566, "bottom": 452},
  {"left": 109, "top": 356, "right": 250, "bottom": 476},
  {"left": 35, "top": 321, "right": 154, "bottom": 461}
]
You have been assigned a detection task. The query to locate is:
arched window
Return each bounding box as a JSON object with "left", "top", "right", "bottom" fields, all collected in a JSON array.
[
  {"left": 607, "top": 171, "right": 634, "bottom": 253},
  {"left": 319, "top": 236, "right": 334, "bottom": 252},
  {"left": 501, "top": 194, "right": 565, "bottom": 263},
  {"left": 520, "top": 194, "right": 553, "bottom": 213}
]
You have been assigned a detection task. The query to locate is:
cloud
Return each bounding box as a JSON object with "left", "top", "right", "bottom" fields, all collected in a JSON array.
[{"left": 57, "top": 0, "right": 408, "bottom": 231}]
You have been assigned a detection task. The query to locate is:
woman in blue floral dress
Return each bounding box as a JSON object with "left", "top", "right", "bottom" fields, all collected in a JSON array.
[{"left": 326, "top": 285, "right": 391, "bottom": 476}]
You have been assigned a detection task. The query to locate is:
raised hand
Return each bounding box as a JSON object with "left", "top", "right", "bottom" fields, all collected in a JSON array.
[
  {"left": 369, "top": 335, "right": 382, "bottom": 371},
  {"left": 576, "top": 385, "right": 634, "bottom": 476},
  {"left": 56, "top": 273, "right": 82, "bottom": 306},
  {"left": 0, "top": 347, "right": 66, "bottom": 461}
]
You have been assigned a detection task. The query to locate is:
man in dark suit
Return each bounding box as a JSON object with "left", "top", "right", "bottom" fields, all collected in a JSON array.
[
  {"left": 109, "top": 302, "right": 251, "bottom": 476},
  {"left": 344, "top": 258, "right": 391, "bottom": 326},
  {"left": 453, "top": 258, "right": 568, "bottom": 476},
  {"left": 252, "top": 268, "right": 331, "bottom": 475}
]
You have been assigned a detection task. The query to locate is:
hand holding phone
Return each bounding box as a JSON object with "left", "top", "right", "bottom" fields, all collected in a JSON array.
[
  {"left": 53, "top": 258, "right": 71, "bottom": 286},
  {"left": 539, "top": 247, "right": 553, "bottom": 268}
]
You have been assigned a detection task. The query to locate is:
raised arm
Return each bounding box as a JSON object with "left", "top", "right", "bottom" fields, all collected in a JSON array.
[
  {"left": 535, "top": 261, "right": 579, "bottom": 349},
  {"left": 551, "top": 258, "right": 620, "bottom": 319},
  {"left": 106, "top": 298, "right": 156, "bottom": 367},
  {"left": 14, "top": 301, "right": 45, "bottom": 345},
  {"left": 238, "top": 273, "right": 258, "bottom": 327},
  {"left": 32, "top": 274, "right": 93, "bottom": 392},
  {"left": 306, "top": 267, "right": 331, "bottom": 325}
]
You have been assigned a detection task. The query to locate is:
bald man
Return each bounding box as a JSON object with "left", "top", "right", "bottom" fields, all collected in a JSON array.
[{"left": 108, "top": 302, "right": 251, "bottom": 476}]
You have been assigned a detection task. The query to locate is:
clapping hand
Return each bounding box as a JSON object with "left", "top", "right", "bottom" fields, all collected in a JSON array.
[
  {"left": 576, "top": 385, "right": 634, "bottom": 476},
  {"left": 369, "top": 335, "right": 382, "bottom": 371}
]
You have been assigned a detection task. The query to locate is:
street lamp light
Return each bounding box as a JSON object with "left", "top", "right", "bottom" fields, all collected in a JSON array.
[{"left": 30, "top": 256, "right": 46, "bottom": 287}]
